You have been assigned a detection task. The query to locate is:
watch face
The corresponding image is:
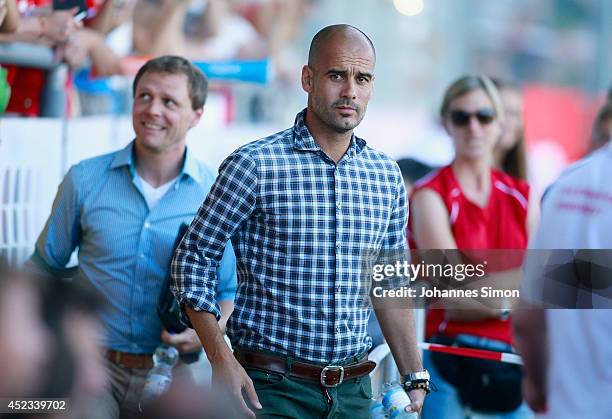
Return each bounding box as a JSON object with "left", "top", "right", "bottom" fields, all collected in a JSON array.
[
  {"left": 418, "top": 369, "right": 430, "bottom": 380},
  {"left": 402, "top": 369, "right": 430, "bottom": 383}
]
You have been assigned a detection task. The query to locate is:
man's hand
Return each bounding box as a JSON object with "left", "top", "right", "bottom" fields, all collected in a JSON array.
[
  {"left": 211, "top": 354, "right": 261, "bottom": 418},
  {"left": 41, "top": 8, "right": 82, "bottom": 43},
  {"left": 405, "top": 388, "right": 426, "bottom": 414},
  {"left": 58, "top": 28, "right": 121, "bottom": 76},
  {"left": 160, "top": 328, "right": 202, "bottom": 354}
]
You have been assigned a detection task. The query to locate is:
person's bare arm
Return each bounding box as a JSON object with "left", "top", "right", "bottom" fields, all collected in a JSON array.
[
  {"left": 56, "top": 27, "right": 121, "bottom": 76},
  {"left": 0, "top": 8, "right": 81, "bottom": 44},
  {"left": 191, "top": 0, "right": 223, "bottom": 40},
  {"left": 411, "top": 188, "right": 501, "bottom": 320},
  {"left": 512, "top": 303, "right": 547, "bottom": 413},
  {"left": 0, "top": 0, "right": 19, "bottom": 33},
  {"left": 161, "top": 297, "right": 234, "bottom": 353},
  {"left": 186, "top": 307, "right": 261, "bottom": 418},
  {"left": 374, "top": 307, "right": 425, "bottom": 413},
  {"left": 87, "top": 0, "right": 136, "bottom": 35},
  {"left": 132, "top": 0, "right": 189, "bottom": 56}
]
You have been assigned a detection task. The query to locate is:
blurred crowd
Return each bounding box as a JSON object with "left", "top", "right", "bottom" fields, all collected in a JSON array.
[{"left": 0, "top": 0, "right": 312, "bottom": 116}]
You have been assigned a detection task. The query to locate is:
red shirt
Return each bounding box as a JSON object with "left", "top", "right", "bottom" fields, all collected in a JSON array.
[{"left": 409, "top": 165, "right": 530, "bottom": 344}]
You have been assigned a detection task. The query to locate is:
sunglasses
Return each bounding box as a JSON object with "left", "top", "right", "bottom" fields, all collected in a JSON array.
[{"left": 449, "top": 109, "right": 496, "bottom": 127}]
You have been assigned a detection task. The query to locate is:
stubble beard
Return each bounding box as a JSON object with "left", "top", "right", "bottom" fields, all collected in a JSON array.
[{"left": 314, "top": 102, "right": 364, "bottom": 134}]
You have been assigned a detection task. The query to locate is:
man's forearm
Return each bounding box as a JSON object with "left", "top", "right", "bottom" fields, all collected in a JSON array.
[
  {"left": 374, "top": 307, "right": 423, "bottom": 374},
  {"left": 513, "top": 305, "right": 547, "bottom": 392},
  {"left": 186, "top": 306, "right": 234, "bottom": 364}
]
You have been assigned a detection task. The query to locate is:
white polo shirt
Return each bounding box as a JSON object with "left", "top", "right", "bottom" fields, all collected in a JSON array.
[{"left": 527, "top": 143, "right": 612, "bottom": 418}]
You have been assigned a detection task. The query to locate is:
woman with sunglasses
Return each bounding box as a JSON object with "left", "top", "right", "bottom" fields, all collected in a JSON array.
[{"left": 409, "top": 75, "right": 538, "bottom": 418}]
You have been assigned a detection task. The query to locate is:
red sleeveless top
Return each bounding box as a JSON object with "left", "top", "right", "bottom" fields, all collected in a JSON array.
[{"left": 409, "top": 165, "right": 530, "bottom": 344}]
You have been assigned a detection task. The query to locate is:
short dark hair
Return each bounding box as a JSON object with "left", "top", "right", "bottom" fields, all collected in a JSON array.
[
  {"left": 132, "top": 55, "right": 208, "bottom": 110},
  {"left": 308, "top": 24, "right": 376, "bottom": 67}
]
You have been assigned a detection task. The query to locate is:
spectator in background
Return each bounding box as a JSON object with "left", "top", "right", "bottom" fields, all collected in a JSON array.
[
  {"left": 235, "top": 0, "right": 313, "bottom": 74},
  {"left": 0, "top": 260, "right": 50, "bottom": 399},
  {"left": 514, "top": 135, "right": 612, "bottom": 417},
  {"left": 30, "top": 55, "right": 237, "bottom": 418},
  {"left": 589, "top": 102, "right": 612, "bottom": 151},
  {"left": 0, "top": 0, "right": 18, "bottom": 33},
  {"left": 410, "top": 75, "right": 538, "bottom": 419},
  {"left": 133, "top": 0, "right": 264, "bottom": 61},
  {"left": 492, "top": 78, "right": 528, "bottom": 180},
  {"left": 37, "top": 277, "right": 108, "bottom": 418},
  {"left": 0, "top": 1, "right": 121, "bottom": 116}
]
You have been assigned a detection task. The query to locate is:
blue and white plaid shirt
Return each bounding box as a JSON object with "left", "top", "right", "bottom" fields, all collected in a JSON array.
[{"left": 172, "top": 109, "right": 408, "bottom": 364}]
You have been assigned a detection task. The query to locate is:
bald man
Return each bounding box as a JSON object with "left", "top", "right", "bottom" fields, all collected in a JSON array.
[{"left": 172, "top": 25, "right": 427, "bottom": 417}]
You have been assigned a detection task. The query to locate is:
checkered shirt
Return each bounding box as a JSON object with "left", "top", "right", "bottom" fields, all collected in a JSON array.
[{"left": 171, "top": 109, "right": 408, "bottom": 363}]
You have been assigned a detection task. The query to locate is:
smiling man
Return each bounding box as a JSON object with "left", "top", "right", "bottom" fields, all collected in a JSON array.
[
  {"left": 31, "top": 56, "right": 237, "bottom": 419},
  {"left": 172, "top": 25, "right": 427, "bottom": 418}
]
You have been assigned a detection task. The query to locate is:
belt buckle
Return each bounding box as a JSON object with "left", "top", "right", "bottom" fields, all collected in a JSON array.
[{"left": 320, "top": 365, "right": 344, "bottom": 388}]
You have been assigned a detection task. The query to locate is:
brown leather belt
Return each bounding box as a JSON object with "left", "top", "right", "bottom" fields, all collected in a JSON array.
[
  {"left": 106, "top": 350, "right": 153, "bottom": 369},
  {"left": 235, "top": 350, "right": 376, "bottom": 388}
]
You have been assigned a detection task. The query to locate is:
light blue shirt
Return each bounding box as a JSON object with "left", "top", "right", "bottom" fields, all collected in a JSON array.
[{"left": 34, "top": 141, "right": 237, "bottom": 354}]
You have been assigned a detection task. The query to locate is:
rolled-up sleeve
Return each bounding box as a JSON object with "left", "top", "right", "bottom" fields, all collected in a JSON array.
[{"left": 171, "top": 150, "right": 257, "bottom": 320}]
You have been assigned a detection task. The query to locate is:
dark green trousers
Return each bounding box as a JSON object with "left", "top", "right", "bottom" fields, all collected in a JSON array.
[{"left": 246, "top": 367, "right": 372, "bottom": 419}]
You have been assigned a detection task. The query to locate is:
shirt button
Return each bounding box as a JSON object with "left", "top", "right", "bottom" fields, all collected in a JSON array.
[
  {"left": 336, "top": 325, "right": 341, "bottom": 333},
  {"left": 144, "top": 222, "right": 151, "bottom": 229},
  {"left": 337, "top": 203, "right": 342, "bottom": 210},
  {"left": 139, "top": 253, "right": 145, "bottom": 259},
  {"left": 336, "top": 243, "right": 341, "bottom": 249}
]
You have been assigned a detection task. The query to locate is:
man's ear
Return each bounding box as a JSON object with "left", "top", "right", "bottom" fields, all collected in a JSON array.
[
  {"left": 190, "top": 107, "right": 204, "bottom": 129},
  {"left": 301, "top": 65, "right": 313, "bottom": 93}
]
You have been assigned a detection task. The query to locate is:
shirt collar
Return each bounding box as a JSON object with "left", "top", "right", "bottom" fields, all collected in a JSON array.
[
  {"left": 292, "top": 108, "right": 367, "bottom": 155},
  {"left": 110, "top": 140, "right": 202, "bottom": 183}
]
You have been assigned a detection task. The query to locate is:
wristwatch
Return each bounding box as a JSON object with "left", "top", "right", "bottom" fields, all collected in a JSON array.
[{"left": 401, "top": 370, "right": 431, "bottom": 394}]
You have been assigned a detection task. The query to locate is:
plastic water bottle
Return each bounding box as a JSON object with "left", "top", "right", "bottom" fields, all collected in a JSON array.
[
  {"left": 370, "top": 395, "right": 388, "bottom": 418},
  {"left": 381, "top": 382, "right": 418, "bottom": 419},
  {"left": 138, "top": 345, "right": 179, "bottom": 411}
]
